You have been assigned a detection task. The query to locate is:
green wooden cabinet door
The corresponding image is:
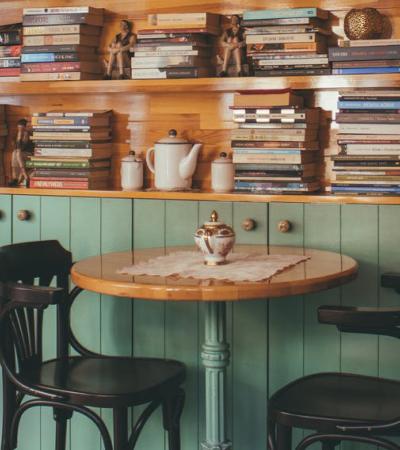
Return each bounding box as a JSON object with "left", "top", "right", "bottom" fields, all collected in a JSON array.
[
  {"left": 0, "top": 194, "right": 12, "bottom": 246},
  {"left": 12, "top": 195, "right": 41, "bottom": 450}
]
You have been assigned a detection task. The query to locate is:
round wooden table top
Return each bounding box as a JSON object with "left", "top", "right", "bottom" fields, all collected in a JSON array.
[{"left": 71, "top": 245, "right": 358, "bottom": 302}]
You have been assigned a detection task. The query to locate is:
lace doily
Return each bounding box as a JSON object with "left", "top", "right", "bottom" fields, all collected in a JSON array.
[{"left": 117, "top": 251, "right": 310, "bottom": 282}]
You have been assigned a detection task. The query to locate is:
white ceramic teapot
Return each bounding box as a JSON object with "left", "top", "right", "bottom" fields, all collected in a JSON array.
[{"left": 146, "top": 129, "right": 202, "bottom": 191}]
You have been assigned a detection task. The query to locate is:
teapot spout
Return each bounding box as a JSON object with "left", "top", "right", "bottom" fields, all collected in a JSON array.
[{"left": 179, "top": 143, "right": 202, "bottom": 180}]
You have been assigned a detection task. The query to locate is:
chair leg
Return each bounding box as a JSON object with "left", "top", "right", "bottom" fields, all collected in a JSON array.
[
  {"left": 113, "top": 407, "right": 128, "bottom": 450},
  {"left": 267, "top": 418, "right": 276, "bottom": 450},
  {"left": 54, "top": 408, "right": 72, "bottom": 450},
  {"left": 1, "top": 377, "right": 16, "bottom": 450},
  {"left": 276, "top": 423, "right": 292, "bottom": 450},
  {"left": 162, "top": 388, "right": 185, "bottom": 450}
]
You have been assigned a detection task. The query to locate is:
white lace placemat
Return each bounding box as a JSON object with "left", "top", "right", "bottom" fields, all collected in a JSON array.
[{"left": 117, "top": 251, "right": 310, "bottom": 282}]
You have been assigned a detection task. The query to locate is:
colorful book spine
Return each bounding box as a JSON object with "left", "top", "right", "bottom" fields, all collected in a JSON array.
[
  {"left": 21, "top": 53, "right": 82, "bottom": 63},
  {"left": 338, "top": 100, "right": 400, "bottom": 109},
  {"left": 243, "top": 8, "right": 327, "bottom": 21},
  {"left": 333, "top": 67, "right": 400, "bottom": 75}
]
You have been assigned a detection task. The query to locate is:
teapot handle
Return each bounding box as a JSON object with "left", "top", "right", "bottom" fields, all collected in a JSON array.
[{"left": 146, "top": 148, "right": 155, "bottom": 174}]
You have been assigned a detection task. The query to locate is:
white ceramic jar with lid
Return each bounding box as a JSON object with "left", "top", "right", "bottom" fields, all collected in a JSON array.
[
  {"left": 120, "top": 150, "right": 143, "bottom": 191},
  {"left": 211, "top": 152, "right": 234, "bottom": 193}
]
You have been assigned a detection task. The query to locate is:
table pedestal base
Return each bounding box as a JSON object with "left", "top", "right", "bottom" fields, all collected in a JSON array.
[{"left": 201, "top": 302, "right": 232, "bottom": 450}]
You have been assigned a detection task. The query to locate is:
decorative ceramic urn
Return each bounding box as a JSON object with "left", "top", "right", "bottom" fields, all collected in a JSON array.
[{"left": 194, "top": 210, "right": 235, "bottom": 265}]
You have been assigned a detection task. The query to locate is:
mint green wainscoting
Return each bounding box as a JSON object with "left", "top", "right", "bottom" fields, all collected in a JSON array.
[{"left": 1, "top": 195, "right": 400, "bottom": 450}]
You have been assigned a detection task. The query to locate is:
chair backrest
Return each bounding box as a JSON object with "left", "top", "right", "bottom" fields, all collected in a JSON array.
[{"left": 0, "top": 241, "right": 73, "bottom": 376}]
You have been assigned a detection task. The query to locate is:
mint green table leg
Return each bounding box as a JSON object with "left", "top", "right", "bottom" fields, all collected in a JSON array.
[{"left": 201, "top": 302, "right": 232, "bottom": 450}]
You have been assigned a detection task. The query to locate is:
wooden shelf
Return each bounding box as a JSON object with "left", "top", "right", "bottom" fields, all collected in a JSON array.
[
  {"left": 2, "top": 186, "right": 400, "bottom": 205},
  {"left": 1, "top": 74, "right": 400, "bottom": 95}
]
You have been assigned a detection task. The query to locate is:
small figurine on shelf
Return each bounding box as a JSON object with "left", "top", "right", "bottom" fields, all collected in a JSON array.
[
  {"left": 9, "top": 118, "right": 33, "bottom": 187},
  {"left": 104, "top": 20, "right": 136, "bottom": 80},
  {"left": 219, "top": 15, "right": 246, "bottom": 77}
]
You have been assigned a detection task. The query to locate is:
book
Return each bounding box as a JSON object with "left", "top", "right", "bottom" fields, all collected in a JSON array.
[
  {"left": 26, "top": 157, "right": 111, "bottom": 169},
  {"left": 245, "top": 25, "right": 330, "bottom": 35},
  {"left": 231, "top": 140, "right": 318, "bottom": 150},
  {"left": 23, "top": 34, "right": 99, "bottom": 47},
  {"left": 243, "top": 8, "right": 328, "bottom": 21},
  {"left": 338, "top": 39, "right": 400, "bottom": 48},
  {"left": 242, "top": 17, "right": 325, "bottom": 27},
  {"left": 245, "top": 32, "right": 326, "bottom": 44},
  {"left": 23, "top": 7, "right": 103, "bottom": 15},
  {"left": 332, "top": 67, "right": 400, "bottom": 75},
  {"left": 131, "top": 67, "right": 213, "bottom": 79},
  {"left": 29, "top": 178, "right": 109, "bottom": 189},
  {"left": 0, "top": 58, "right": 21, "bottom": 68},
  {"left": 131, "top": 55, "right": 209, "bottom": 68},
  {"left": 337, "top": 134, "right": 400, "bottom": 142},
  {"left": 340, "top": 143, "right": 400, "bottom": 152},
  {"left": 235, "top": 162, "right": 317, "bottom": 171},
  {"left": 23, "top": 24, "right": 101, "bottom": 36},
  {"left": 22, "top": 44, "right": 95, "bottom": 54},
  {"left": 331, "top": 185, "right": 400, "bottom": 194},
  {"left": 338, "top": 123, "right": 400, "bottom": 135},
  {"left": 21, "top": 52, "right": 98, "bottom": 63},
  {"left": 233, "top": 90, "right": 303, "bottom": 108},
  {"left": 338, "top": 100, "right": 400, "bottom": 109},
  {"left": 233, "top": 152, "right": 317, "bottom": 164},
  {"left": 132, "top": 49, "right": 210, "bottom": 57},
  {"left": 20, "top": 72, "right": 101, "bottom": 81},
  {"left": 231, "top": 128, "right": 318, "bottom": 141},
  {"left": 336, "top": 113, "right": 400, "bottom": 124},
  {"left": 332, "top": 60, "right": 400, "bottom": 69},
  {"left": 233, "top": 110, "right": 319, "bottom": 123},
  {"left": 329, "top": 46, "right": 400, "bottom": 61},
  {"left": 23, "top": 13, "right": 104, "bottom": 27},
  {"left": 34, "top": 147, "right": 112, "bottom": 158},
  {"left": 32, "top": 130, "right": 111, "bottom": 140},
  {"left": 0, "top": 67, "right": 20, "bottom": 77},
  {"left": 255, "top": 56, "right": 329, "bottom": 66},
  {"left": 235, "top": 175, "right": 316, "bottom": 182},
  {"left": 137, "top": 27, "right": 220, "bottom": 36},
  {"left": 339, "top": 90, "right": 400, "bottom": 99},
  {"left": 0, "top": 30, "right": 21, "bottom": 46},
  {"left": 235, "top": 180, "right": 320, "bottom": 192},
  {"left": 238, "top": 122, "right": 312, "bottom": 129},
  {"left": 21, "top": 61, "right": 101, "bottom": 74},
  {"left": 254, "top": 68, "right": 331, "bottom": 76},
  {"left": 332, "top": 154, "right": 400, "bottom": 161},
  {"left": 147, "top": 12, "right": 220, "bottom": 28},
  {"left": 0, "top": 45, "right": 21, "bottom": 57},
  {"left": 31, "top": 115, "right": 110, "bottom": 127},
  {"left": 247, "top": 42, "right": 326, "bottom": 53},
  {"left": 134, "top": 44, "right": 210, "bottom": 52},
  {"left": 34, "top": 110, "right": 111, "bottom": 118}
]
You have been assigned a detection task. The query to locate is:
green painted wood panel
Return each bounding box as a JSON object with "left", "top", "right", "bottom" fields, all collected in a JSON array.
[
  {"left": 304, "top": 204, "right": 341, "bottom": 375},
  {"left": 70, "top": 198, "right": 102, "bottom": 450},
  {"left": 165, "top": 201, "right": 199, "bottom": 450},
  {"left": 133, "top": 199, "right": 166, "bottom": 450},
  {"left": 12, "top": 196, "right": 41, "bottom": 450},
  {"left": 0, "top": 195, "right": 12, "bottom": 246},
  {"left": 40, "top": 196, "right": 71, "bottom": 450}
]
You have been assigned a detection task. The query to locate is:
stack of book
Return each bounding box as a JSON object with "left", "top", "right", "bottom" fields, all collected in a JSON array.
[
  {"left": 21, "top": 6, "right": 104, "bottom": 82},
  {"left": 27, "top": 110, "right": 112, "bottom": 190},
  {"left": 131, "top": 12, "right": 220, "bottom": 79},
  {"left": 231, "top": 89, "right": 321, "bottom": 193},
  {"left": 329, "top": 39, "right": 400, "bottom": 75},
  {"left": 0, "top": 24, "right": 22, "bottom": 81},
  {"left": 242, "top": 7, "right": 331, "bottom": 77},
  {"left": 331, "top": 91, "right": 400, "bottom": 195},
  {"left": 0, "top": 105, "right": 7, "bottom": 185}
]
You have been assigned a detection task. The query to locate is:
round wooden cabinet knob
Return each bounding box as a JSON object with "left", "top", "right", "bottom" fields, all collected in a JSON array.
[
  {"left": 17, "top": 210, "right": 31, "bottom": 221},
  {"left": 278, "top": 220, "right": 291, "bottom": 233},
  {"left": 241, "top": 218, "right": 256, "bottom": 232}
]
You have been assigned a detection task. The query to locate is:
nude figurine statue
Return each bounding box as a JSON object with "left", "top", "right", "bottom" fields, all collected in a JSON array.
[{"left": 219, "top": 15, "right": 246, "bottom": 77}]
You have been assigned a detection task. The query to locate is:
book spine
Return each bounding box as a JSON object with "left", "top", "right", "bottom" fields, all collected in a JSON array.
[
  {"left": 134, "top": 44, "right": 202, "bottom": 52},
  {"left": 231, "top": 129, "right": 310, "bottom": 140},
  {"left": 21, "top": 53, "right": 81, "bottom": 63},
  {"left": 131, "top": 55, "right": 205, "bottom": 68},
  {"left": 132, "top": 67, "right": 208, "bottom": 78},
  {"left": 23, "top": 7, "right": 95, "bottom": 14},
  {"left": 329, "top": 46, "right": 400, "bottom": 61},
  {"left": 20, "top": 72, "right": 96, "bottom": 81},
  {"left": 21, "top": 61, "right": 83, "bottom": 73},
  {"left": 34, "top": 148, "right": 93, "bottom": 157},
  {"left": 30, "top": 179, "right": 89, "bottom": 189},
  {"left": 255, "top": 68, "right": 330, "bottom": 76},
  {"left": 246, "top": 33, "right": 319, "bottom": 44},
  {"left": 339, "top": 123, "right": 400, "bottom": 134},
  {"left": 336, "top": 113, "right": 400, "bottom": 124},
  {"left": 242, "top": 17, "right": 316, "bottom": 26},
  {"left": 32, "top": 169, "right": 92, "bottom": 177},
  {"left": 26, "top": 160, "right": 90, "bottom": 168},
  {"left": 0, "top": 31, "right": 21, "bottom": 46},
  {"left": 233, "top": 154, "right": 305, "bottom": 164},
  {"left": 0, "top": 45, "right": 21, "bottom": 57},
  {"left": 243, "top": 8, "right": 323, "bottom": 21},
  {"left": 233, "top": 149, "right": 303, "bottom": 154},
  {"left": 34, "top": 140, "right": 91, "bottom": 148},
  {"left": 231, "top": 140, "right": 312, "bottom": 149},
  {"left": 132, "top": 49, "right": 203, "bottom": 57},
  {"left": 333, "top": 67, "right": 400, "bottom": 75},
  {"left": 32, "top": 117, "right": 93, "bottom": 126},
  {"left": 0, "top": 58, "right": 21, "bottom": 68},
  {"left": 23, "top": 25, "right": 84, "bottom": 35},
  {"left": 338, "top": 100, "right": 400, "bottom": 109},
  {"left": 0, "top": 68, "right": 20, "bottom": 76},
  {"left": 248, "top": 42, "right": 320, "bottom": 51},
  {"left": 23, "top": 14, "right": 91, "bottom": 26},
  {"left": 22, "top": 44, "right": 87, "bottom": 53},
  {"left": 24, "top": 35, "right": 84, "bottom": 46}
]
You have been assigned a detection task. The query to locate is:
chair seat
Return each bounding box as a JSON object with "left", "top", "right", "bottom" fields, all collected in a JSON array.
[
  {"left": 269, "top": 372, "right": 400, "bottom": 430},
  {"left": 21, "top": 356, "right": 186, "bottom": 407}
]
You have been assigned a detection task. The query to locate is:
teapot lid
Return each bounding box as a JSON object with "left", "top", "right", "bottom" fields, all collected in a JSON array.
[
  {"left": 122, "top": 150, "right": 142, "bottom": 162},
  {"left": 156, "top": 129, "right": 189, "bottom": 145},
  {"left": 195, "top": 210, "right": 235, "bottom": 237},
  {"left": 213, "top": 152, "right": 232, "bottom": 164}
]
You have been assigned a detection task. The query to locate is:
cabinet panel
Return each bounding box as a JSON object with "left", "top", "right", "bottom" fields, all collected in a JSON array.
[
  {"left": 304, "top": 204, "right": 341, "bottom": 375},
  {"left": 0, "top": 195, "right": 11, "bottom": 246},
  {"left": 12, "top": 195, "right": 41, "bottom": 243},
  {"left": 165, "top": 201, "right": 199, "bottom": 450},
  {"left": 70, "top": 198, "right": 102, "bottom": 450},
  {"left": 233, "top": 202, "right": 267, "bottom": 244}
]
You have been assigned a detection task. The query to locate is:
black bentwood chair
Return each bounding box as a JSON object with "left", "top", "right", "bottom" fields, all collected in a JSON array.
[
  {"left": 0, "top": 240, "right": 186, "bottom": 450},
  {"left": 267, "top": 273, "right": 400, "bottom": 450}
]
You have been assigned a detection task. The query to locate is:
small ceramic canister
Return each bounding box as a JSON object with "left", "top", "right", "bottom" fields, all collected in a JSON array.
[
  {"left": 120, "top": 151, "right": 143, "bottom": 191},
  {"left": 194, "top": 210, "right": 236, "bottom": 266},
  {"left": 211, "top": 152, "right": 234, "bottom": 193}
]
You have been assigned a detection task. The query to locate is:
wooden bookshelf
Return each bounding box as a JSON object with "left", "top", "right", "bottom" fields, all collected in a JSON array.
[
  {"left": 0, "top": 74, "right": 400, "bottom": 95},
  {"left": 3, "top": 186, "right": 400, "bottom": 205}
]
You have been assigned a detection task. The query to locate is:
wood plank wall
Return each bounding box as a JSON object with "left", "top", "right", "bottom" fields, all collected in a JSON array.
[{"left": 1, "top": 1, "right": 400, "bottom": 190}]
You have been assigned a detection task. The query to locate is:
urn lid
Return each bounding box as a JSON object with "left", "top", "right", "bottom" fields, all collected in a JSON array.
[
  {"left": 195, "top": 210, "right": 235, "bottom": 237},
  {"left": 122, "top": 150, "right": 142, "bottom": 163},
  {"left": 213, "top": 152, "right": 232, "bottom": 164},
  {"left": 156, "top": 129, "right": 190, "bottom": 145}
]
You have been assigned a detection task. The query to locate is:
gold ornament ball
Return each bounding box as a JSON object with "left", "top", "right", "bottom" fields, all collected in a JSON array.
[{"left": 344, "top": 8, "right": 385, "bottom": 40}]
